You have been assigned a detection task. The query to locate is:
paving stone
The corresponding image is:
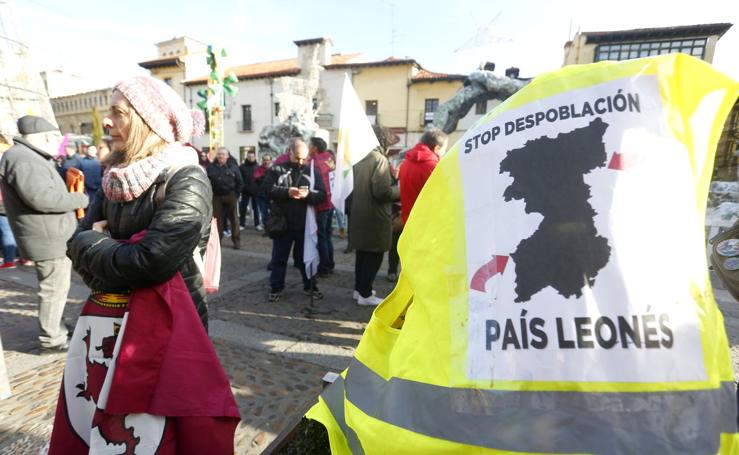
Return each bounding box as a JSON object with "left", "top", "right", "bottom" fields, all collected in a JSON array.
[{"left": 212, "top": 338, "right": 326, "bottom": 454}]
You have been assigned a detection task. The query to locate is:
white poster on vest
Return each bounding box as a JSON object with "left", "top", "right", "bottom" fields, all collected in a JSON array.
[{"left": 460, "top": 76, "right": 708, "bottom": 383}]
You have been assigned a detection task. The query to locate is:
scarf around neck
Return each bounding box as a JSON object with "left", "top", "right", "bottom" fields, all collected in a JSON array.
[{"left": 102, "top": 143, "right": 199, "bottom": 202}]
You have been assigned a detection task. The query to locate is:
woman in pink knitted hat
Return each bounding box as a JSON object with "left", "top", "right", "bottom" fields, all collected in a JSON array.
[
  {"left": 48, "top": 76, "right": 240, "bottom": 454},
  {"left": 70, "top": 75, "right": 212, "bottom": 325}
]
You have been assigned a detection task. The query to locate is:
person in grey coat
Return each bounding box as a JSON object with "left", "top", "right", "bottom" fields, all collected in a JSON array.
[
  {"left": 348, "top": 125, "right": 400, "bottom": 306},
  {"left": 0, "top": 116, "right": 89, "bottom": 353}
]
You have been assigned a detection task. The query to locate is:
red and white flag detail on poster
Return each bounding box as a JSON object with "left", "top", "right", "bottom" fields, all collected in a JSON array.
[{"left": 48, "top": 272, "right": 240, "bottom": 454}]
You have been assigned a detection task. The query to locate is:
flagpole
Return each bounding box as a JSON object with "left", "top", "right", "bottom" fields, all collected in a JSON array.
[
  {"left": 309, "top": 266, "right": 315, "bottom": 309},
  {"left": 303, "top": 264, "right": 330, "bottom": 316},
  {"left": 303, "top": 161, "right": 330, "bottom": 316}
]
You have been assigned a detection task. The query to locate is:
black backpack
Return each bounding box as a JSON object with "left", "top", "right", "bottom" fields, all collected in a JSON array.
[{"left": 264, "top": 206, "right": 288, "bottom": 239}]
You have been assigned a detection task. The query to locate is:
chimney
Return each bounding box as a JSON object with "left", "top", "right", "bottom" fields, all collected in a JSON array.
[
  {"left": 294, "top": 37, "right": 333, "bottom": 68},
  {"left": 505, "top": 67, "right": 520, "bottom": 79},
  {"left": 482, "top": 62, "right": 496, "bottom": 72},
  {"left": 319, "top": 39, "right": 332, "bottom": 66}
]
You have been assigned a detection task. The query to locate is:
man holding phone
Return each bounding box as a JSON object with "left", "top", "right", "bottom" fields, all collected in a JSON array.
[{"left": 262, "top": 138, "right": 326, "bottom": 302}]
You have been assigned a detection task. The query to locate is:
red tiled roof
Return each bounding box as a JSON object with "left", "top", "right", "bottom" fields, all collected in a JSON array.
[
  {"left": 184, "top": 53, "right": 362, "bottom": 85},
  {"left": 412, "top": 69, "right": 466, "bottom": 82},
  {"left": 325, "top": 57, "right": 419, "bottom": 70},
  {"left": 227, "top": 57, "right": 301, "bottom": 81},
  {"left": 583, "top": 23, "right": 732, "bottom": 44},
  {"left": 138, "top": 57, "right": 180, "bottom": 69}
]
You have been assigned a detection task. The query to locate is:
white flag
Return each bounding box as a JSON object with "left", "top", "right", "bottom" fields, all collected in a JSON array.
[
  {"left": 331, "top": 73, "right": 380, "bottom": 213},
  {"left": 304, "top": 161, "right": 319, "bottom": 280}
]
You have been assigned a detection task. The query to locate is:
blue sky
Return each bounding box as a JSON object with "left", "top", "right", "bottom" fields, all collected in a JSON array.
[{"left": 12, "top": 0, "right": 739, "bottom": 89}]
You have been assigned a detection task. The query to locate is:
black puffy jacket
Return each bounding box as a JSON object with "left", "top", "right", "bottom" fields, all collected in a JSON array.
[
  {"left": 207, "top": 161, "right": 243, "bottom": 196},
  {"left": 67, "top": 165, "right": 213, "bottom": 329}
]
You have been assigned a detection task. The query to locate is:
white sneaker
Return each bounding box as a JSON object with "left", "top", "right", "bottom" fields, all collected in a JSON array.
[
  {"left": 357, "top": 294, "right": 383, "bottom": 306},
  {"left": 353, "top": 290, "right": 376, "bottom": 301},
  {"left": 224, "top": 229, "right": 231, "bottom": 237},
  {"left": 256, "top": 224, "right": 265, "bottom": 232}
]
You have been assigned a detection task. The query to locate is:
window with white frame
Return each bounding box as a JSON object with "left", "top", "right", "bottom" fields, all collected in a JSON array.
[
  {"left": 594, "top": 38, "right": 707, "bottom": 62},
  {"left": 424, "top": 98, "right": 439, "bottom": 125}
]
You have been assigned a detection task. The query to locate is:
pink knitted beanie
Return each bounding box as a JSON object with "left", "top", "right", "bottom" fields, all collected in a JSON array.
[{"left": 114, "top": 76, "right": 205, "bottom": 143}]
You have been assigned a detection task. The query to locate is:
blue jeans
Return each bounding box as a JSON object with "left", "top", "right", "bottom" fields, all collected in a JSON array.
[
  {"left": 0, "top": 215, "right": 16, "bottom": 263},
  {"left": 257, "top": 196, "right": 269, "bottom": 226},
  {"left": 270, "top": 230, "right": 312, "bottom": 292},
  {"left": 239, "top": 194, "right": 260, "bottom": 227},
  {"left": 316, "top": 210, "right": 335, "bottom": 273},
  {"left": 335, "top": 210, "right": 346, "bottom": 230}
]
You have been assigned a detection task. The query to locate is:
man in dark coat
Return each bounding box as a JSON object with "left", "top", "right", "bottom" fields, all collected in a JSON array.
[
  {"left": 78, "top": 145, "right": 102, "bottom": 197},
  {"left": 61, "top": 143, "right": 83, "bottom": 181},
  {"left": 238, "top": 150, "right": 260, "bottom": 229},
  {"left": 0, "top": 116, "right": 89, "bottom": 352},
  {"left": 207, "top": 147, "right": 243, "bottom": 249},
  {"left": 263, "top": 138, "right": 326, "bottom": 302},
  {"left": 348, "top": 126, "right": 400, "bottom": 306}
]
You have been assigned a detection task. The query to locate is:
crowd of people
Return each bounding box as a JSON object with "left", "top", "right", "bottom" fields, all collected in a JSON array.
[
  {"left": 0, "top": 110, "right": 451, "bottom": 320},
  {"left": 1, "top": 76, "right": 239, "bottom": 452},
  {"left": 0, "top": 109, "right": 450, "bottom": 348},
  {"left": 0, "top": 72, "right": 450, "bottom": 450},
  {"left": 191, "top": 124, "right": 448, "bottom": 306}
]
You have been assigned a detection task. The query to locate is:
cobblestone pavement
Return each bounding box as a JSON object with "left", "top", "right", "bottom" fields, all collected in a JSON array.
[
  {"left": 0, "top": 227, "right": 394, "bottom": 454},
  {"left": 1, "top": 226, "right": 738, "bottom": 454}
]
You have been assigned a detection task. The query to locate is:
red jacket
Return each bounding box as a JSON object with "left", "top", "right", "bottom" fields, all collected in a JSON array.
[
  {"left": 310, "top": 151, "right": 335, "bottom": 213},
  {"left": 274, "top": 152, "right": 290, "bottom": 166},
  {"left": 399, "top": 143, "right": 439, "bottom": 224}
]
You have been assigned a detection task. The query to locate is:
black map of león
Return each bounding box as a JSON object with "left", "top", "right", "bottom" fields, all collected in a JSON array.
[{"left": 499, "top": 117, "right": 611, "bottom": 303}]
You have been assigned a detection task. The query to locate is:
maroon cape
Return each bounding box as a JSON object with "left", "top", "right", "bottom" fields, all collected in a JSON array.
[{"left": 48, "top": 272, "right": 240, "bottom": 454}]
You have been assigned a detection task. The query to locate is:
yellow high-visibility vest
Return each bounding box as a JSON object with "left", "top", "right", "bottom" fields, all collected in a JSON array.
[{"left": 308, "top": 54, "right": 739, "bottom": 454}]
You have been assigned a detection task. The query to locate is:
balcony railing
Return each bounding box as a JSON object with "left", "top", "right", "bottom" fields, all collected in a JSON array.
[
  {"left": 237, "top": 121, "right": 253, "bottom": 132},
  {"left": 316, "top": 113, "right": 334, "bottom": 128},
  {"left": 422, "top": 111, "right": 435, "bottom": 126}
]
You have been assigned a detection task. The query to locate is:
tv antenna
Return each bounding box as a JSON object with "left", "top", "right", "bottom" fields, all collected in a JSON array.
[
  {"left": 390, "top": 1, "right": 398, "bottom": 56},
  {"left": 380, "top": 0, "right": 402, "bottom": 57},
  {"left": 455, "top": 11, "right": 512, "bottom": 53}
]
